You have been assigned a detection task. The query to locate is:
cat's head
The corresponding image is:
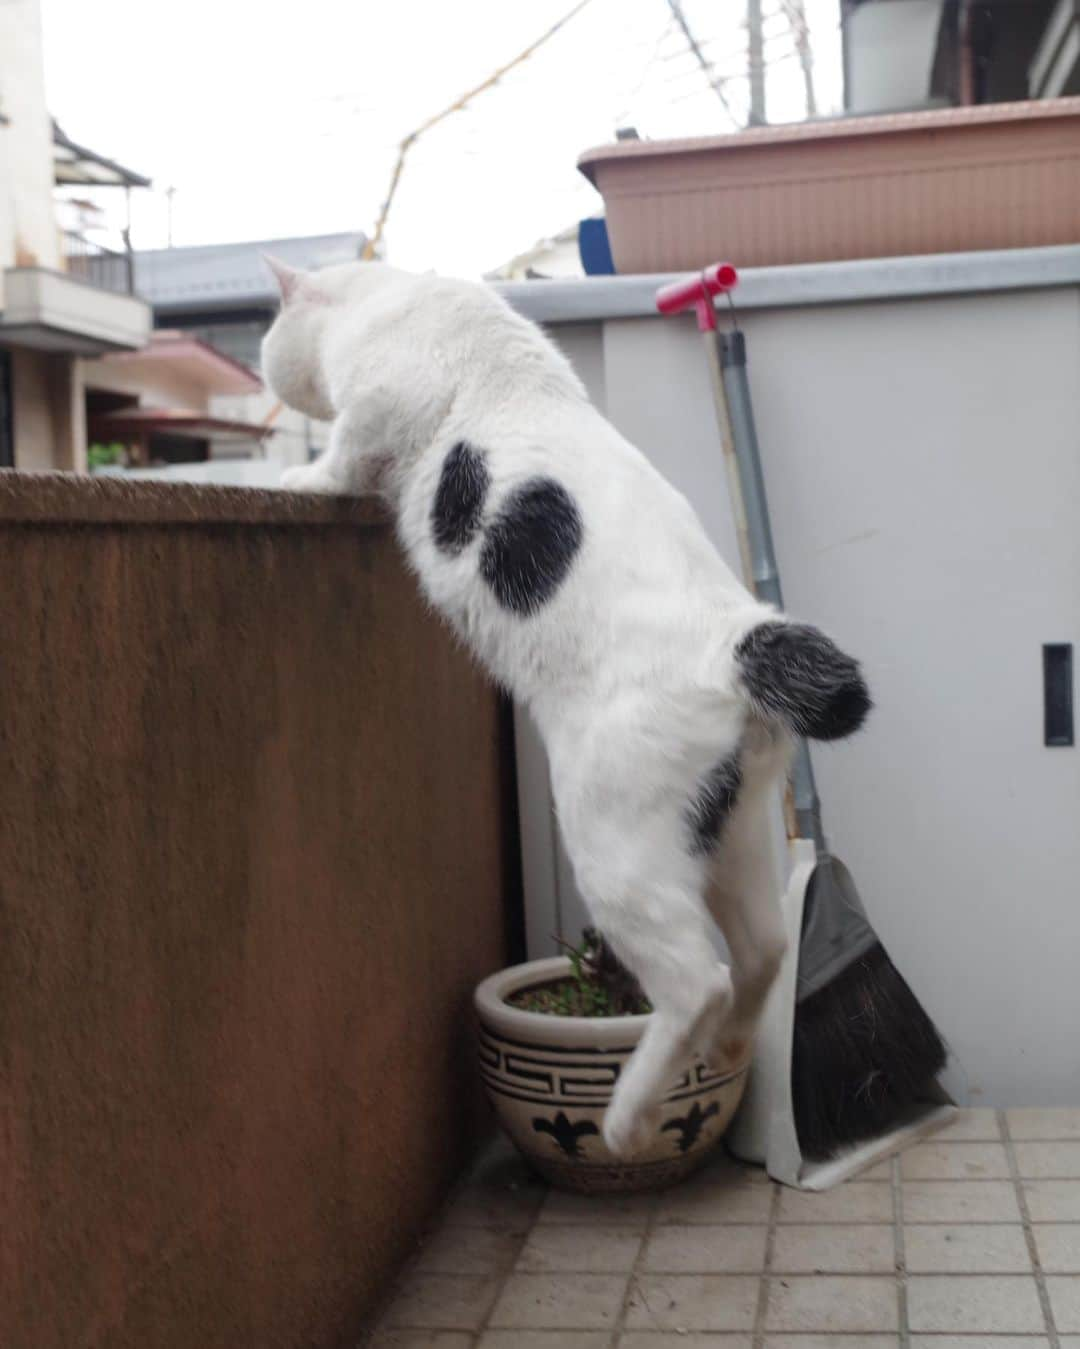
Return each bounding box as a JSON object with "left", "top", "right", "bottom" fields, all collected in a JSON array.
[{"left": 260, "top": 256, "right": 399, "bottom": 420}]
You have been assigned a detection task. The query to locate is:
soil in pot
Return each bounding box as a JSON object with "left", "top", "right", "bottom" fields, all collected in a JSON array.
[{"left": 507, "top": 930, "right": 651, "bottom": 1018}]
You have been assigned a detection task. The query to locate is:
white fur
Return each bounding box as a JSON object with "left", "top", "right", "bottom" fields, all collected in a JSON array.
[{"left": 263, "top": 260, "right": 790, "bottom": 1158}]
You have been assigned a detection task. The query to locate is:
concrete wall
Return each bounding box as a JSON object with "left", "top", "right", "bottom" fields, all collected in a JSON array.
[
  {"left": 0, "top": 0, "right": 62, "bottom": 275},
  {"left": 527, "top": 282, "right": 1080, "bottom": 1106},
  {"left": 0, "top": 474, "right": 516, "bottom": 1348},
  {"left": 10, "top": 348, "right": 85, "bottom": 471}
]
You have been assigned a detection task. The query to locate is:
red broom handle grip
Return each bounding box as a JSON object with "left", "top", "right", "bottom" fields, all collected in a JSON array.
[{"left": 655, "top": 262, "right": 738, "bottom": 331}]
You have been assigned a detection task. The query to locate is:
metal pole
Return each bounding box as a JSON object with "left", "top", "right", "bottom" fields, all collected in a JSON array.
[
  {"left": 717, "top": 330, "right": 825, "bottom": 851},
  {"left": 747, "top": 0, "right": 767, "bottom": 125},
  {"left": 123, "top": 185, "right": 134, "bottom": 294}
]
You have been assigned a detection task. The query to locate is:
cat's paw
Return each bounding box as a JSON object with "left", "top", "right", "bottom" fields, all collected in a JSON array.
[
  {"left": 280, "top": 464, "right": 327, "bottom": 492},
  {"left": 602, "top": 1099, "right": 661, "bottom": 1160}
]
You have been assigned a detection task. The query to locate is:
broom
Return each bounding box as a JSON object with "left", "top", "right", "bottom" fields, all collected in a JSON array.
[{"left": 657, "top": 265, "right": 948, "bottom": 1161}]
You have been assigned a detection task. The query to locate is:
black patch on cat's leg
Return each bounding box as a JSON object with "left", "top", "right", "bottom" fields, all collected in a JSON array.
[
  {"left": 735, "top": 621, "right": 872, "bottom": 742},
  {"left": 687, "top": 754, "right": 742, "bottom": 855},
  {"left": 480, "top": 477, "right": 583, "bottom": 616},
  {"left": 431, "top": 441, "right": 490, "bottom": 554}
]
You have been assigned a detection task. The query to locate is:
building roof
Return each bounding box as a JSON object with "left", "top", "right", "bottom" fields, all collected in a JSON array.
[
  {"left": 95, "top": 330, "right": 262, "bottom": 396},
  {"left": 88, "top": 408, "right": 273, "bottom": 443},
  {"left": 133, "top": 232, "right": 367, "bottom": 314},
  {"left": 52, "top": 121, "right": 151, "bottom": 188}
]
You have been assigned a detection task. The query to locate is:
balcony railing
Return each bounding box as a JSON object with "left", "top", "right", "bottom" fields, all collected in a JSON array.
[{"left": 62, "top": 230, "right": 135, "bottom": 295}]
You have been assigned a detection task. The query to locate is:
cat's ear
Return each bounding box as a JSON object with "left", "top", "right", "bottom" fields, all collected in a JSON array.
[{"left": 262, "top": 253, "right": 305, "bottom": 303}]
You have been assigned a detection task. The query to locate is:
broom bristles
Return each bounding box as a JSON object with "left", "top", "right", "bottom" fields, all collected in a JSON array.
[{"left": 792, "top": 941, "right": 948, "bottom": 1161}]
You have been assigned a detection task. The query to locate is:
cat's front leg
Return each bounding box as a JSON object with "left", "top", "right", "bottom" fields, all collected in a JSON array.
[{"left": 280, "top": 407, "right": 384, "bottom": 497}]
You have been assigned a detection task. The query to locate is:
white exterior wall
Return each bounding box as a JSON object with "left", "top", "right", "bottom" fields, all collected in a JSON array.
[
  {"left": 80, "top": 358, "right": 209, "bottom": 414},
  {"left": 0, "top": 0, "right": 61, "bottom": 279},
  {"left": 210, "top": 388, "right": 328, "bottom": 467},
  {"left": 511, "top": 273, "right": 1080, "bottom": 1107}
]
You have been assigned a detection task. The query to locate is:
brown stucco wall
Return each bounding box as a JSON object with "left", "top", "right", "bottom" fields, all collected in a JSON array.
[{"left": 0, "top": 473, "right": 515, "bottom": 1349}]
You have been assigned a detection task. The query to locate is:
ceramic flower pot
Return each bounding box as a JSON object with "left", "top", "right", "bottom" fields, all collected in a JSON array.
[{"left": 474, "top": 956, "right": 749, "bottom": 1194}]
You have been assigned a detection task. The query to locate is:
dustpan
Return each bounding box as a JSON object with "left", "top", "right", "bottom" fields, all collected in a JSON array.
[
  {"left": 727, "top": 837, "right": 957, "bottom": 1189},
  {"left": 656, "top": 266, "right": 959, "bottom": 1188}
]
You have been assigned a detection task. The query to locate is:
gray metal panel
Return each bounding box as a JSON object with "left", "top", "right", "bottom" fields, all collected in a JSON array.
[
  {"left": 514, "top": 280, "right": 1080, "bottom": 1103},
  {"left": 727, "top": 288, "right": 1080, "bottom": 1105},
  {"left": 497, "top": 245, "right": 1080, "bottom": 325}
]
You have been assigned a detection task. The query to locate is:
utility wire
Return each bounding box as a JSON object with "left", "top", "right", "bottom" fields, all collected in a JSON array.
[
  {"left": 362, "top": 0, "right": 596, "bottom": 260},
  {"left": 664, "top": 0, "right": 740, "bottom": 126}
]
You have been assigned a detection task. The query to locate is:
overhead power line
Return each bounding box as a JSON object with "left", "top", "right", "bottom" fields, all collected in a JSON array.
[
  {"left": 362, "top": 0, "right": 596, "bottom": 260},
  {"left": 664, "top": 0, "right": 739, "bottom": 127}
]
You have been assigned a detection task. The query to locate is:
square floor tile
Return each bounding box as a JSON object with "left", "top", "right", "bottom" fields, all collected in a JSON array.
[
  {"left": 771, "top": 1224, "right": 895, "bottom": 1273},
  {"left": 1034, "top": 1223, "right": 1080, "bottom": 1273},
  {"left": 442, "top": 1153, "right": 546, "bottom": 1230},
  {"left": 516, "top": 1225, "right": 642, "bottom": 1274},
  {"left": 766, "top": 1338, "right": 899, "bottom": 1349},
  {"left": 777, "top": 1184, "right": 893, "bottom": 1225},
  {"left": 536, "top": 1188, "right": 656, "bottom": 1228},
  {"left": 900, "top": 1141, "right": 1010, "bottom": 1180},
  {"left": 625, "top": 1274, "right": 759, "bottom": 1331},
  {"left": 765, "top": 1275, "right": 897, "bottom": 1332},
  {"left": 910, "top": 1339, "right": 1049, "bottom": 1348},
  {"left": 379, "top": 1273, "right": 500, "bottom": 1331},
  {"left": 655, "top": 1170, "right": 775, "bottom": 1226},
  {"left": 1024, "top": 1179, "right": 1080, "bottom": 1221},
  {"left": 413, "top": 1225, "right": 522, "bottom": 1276},
  {"left": 368, "top": 1333, "right": 476, "bottom": 1349},
  {"left": 1048, "top": 1274, "right": 1080, "bottom": 1333},
  {"left": 1007, "top": 1107, "right": 1080, "bottom": 1140},
  {"left": 489, "top": 1272, "right": 628, "bottom": 1330},
  {"left": 619, "top": 1335, "right": 753, "bottom": 1348},
  {"left": 641, "top": 1224, "right": 767, "bottom": 1273},
  {"left": 904, "top": 1223, "right": 1031, "bottom": 1273},
  {"left": 480, "top": 1333, "right": 612, "bottom": 1349},
  {"left": 901, "top": 1180, "right": 1021, "bottom": 1224},
  {"left": 907, "top": 1274, "right": 1044, "bottom": 1334},
  {"left": 1014, "top": 1141, "right": 1080, "bottom": 1178},
  {"left": 858, "top": 1160, "right": 896, "bottom": 1181},
  {"left": 939, "top": 1108, "right": 1003, "bottom": 1140}
]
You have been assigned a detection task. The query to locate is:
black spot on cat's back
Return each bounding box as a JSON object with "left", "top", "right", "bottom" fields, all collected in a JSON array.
[
  {"left": 686, "top": 754, "right": 742, "bottom": 855},
  {"left": 480, "top": 477, "right": 583, "bottom": 616},
  {"left": 431, "top": 441, "right": 490, "bottom": 554}
]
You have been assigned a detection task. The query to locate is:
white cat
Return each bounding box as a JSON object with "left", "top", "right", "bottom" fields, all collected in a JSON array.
[{"left": 262, "top": 256, "right": 870, "bottom": 1159}]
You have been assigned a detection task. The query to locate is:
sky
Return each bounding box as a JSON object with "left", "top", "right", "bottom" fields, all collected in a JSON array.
[{"left": 41, "top": 0, "right": 843, "bottom": 278}]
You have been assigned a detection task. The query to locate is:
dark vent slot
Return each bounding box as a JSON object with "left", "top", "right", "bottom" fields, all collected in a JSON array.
[{"left": 1043, "top": 644, "right": 1074, "bottom": 747}]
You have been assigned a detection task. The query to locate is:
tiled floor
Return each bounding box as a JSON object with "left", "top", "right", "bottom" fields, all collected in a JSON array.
[{"left": 366, "top": 1108, "right": 1080, "bottom": 1349}]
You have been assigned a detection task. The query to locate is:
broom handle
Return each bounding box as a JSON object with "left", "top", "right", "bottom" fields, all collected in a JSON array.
[
  {"left": 654, "top": 268, "right": 826, "bottom": 851},
  {"left": 706, "top": 331, "right": 827, "bottom": 855}
]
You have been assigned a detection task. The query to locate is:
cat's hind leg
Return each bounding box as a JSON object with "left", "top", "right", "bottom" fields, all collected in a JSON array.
[
  {"left": 572, "top": 830, "right": 733, "bottom": 1161},
  {"left": 704, "top": 775, "right": 788, "bottom": 1070}
]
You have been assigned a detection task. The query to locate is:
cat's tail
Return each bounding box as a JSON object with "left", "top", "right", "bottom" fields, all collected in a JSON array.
[{"left": 734, "top": 619, "right": 871, "bottom": 741}]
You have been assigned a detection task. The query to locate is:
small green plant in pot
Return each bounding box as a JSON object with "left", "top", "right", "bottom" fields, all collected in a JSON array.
[
  {"left": 87, "top": 442, "right": 127, "bottom": 472},
  {"left": 475, "top": 929, "right": 749, "bottom": 1194}
]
